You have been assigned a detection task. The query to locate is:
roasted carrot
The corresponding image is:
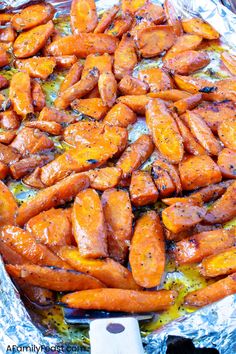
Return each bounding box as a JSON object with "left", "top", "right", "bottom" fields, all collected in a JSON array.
[
  {"left": 103, "top": 102, "right": 137, "bottom": 127},
  {"left": 9, "top": 72, "right": 33, "bottom": 117},
  {"left": 130, "top": 171, "right": 158, "bottom": 206},
  {"left": 101, "top": 188, "right": 133, "bottom": 264},
  {"left": 16, "top": 173, "right": 89, "bottom": 226},
  {"left": 38, "top": 107, "right": 75, "bottom": 124},
  {"left": 164, "top": 34, "right": 202, "bottom": 60},
  {"left": 59, "top": 62, "right": 83, "bottom": 93},
  {"left": 6, "top": 264, "right": 105, "bottom": 291},
  {"left": 94, "top": 5, "right": 119, "bottom": 33},
  {"left": 200, "top": 246, "right": 236, "bottom": 278},
  {"left": 61, "top": 288, "right": 177, "bottom": 312},
  {"left": 121, "top": 0, "right": 146, "bottom": 13},
  {"left": 117, "top": 95, "right": 150, "bottom": 115},
  {"left": 105, "top": 13, "right": 132, "bottom": 38},
  {"left": 13, "top": 21, "right": 54, "bottom": 58},
  {"left": 23, "top": 167, "right": 45, "bottom": 190},
  {"left": 182, "top": 18, "right": 219, "bottom": 40},
  {"left": 9, "top": 155, "right": 52, "bottom": 180},
  {"left": 134, "top": 2, "right": 166, "bottom": 25},
  {"left": 148, "top": 89, "right": 191, "bottom": 101},
  {"left": 72, "top": 188, "right": 108, "bottom": 258},
  {"left": 138, "top": 67, "right": 173, "bottom": 92},
  {"left": 217, "top": 149, "right": 236, "bottom": 179},
  {"left": 0, "top": 47, "right": 10, "bottom": 68},
  {"left": 174, "top": 74, "right": 212, "bottom": 94},
  {"left": 15, "top": 57, "right": 56, "bottom": 80},
  {"left": 70, "top": 0, "right": 98, "bottom": 34},
  {"left": 31, "top": 80, "right": 46, "bottom": 112},
  {"left": 179, "top": 155, "right": 222, "bottom": 190},
  {"left": 164, "top": 0, "right": 183, "bottom": 36},
  {"left": 221, "top": 51, "right": 236, "bottom": 75},
  {"left": 146, "top": 99, "right": 184, "bottom": 164},
  {"left": 0, "top": 241, "right": 28, "bottom": 265},
  {"left": 0, "top": 131, "right": 16, "bottom": 145},
  {"left": 173, "top": 94, "right": 202, "bottom": 115},
  {"left": 82, "top": 53, "right": 113, "bottom": 78},
  {"left": 0, "top": 26, "right": 15, "bottom": 43},
  {"left": 15, "top": 279, "right": 55, "bottom": 307},
  {"left": 86, "top": 167, "right": 122, "bottom": 191},
  {"left": 98, "top": 71, "right": 117, "bottom": 107},
  {"left": 0, "top": 13, "right": 13, "bottom": 25},
  {"left": 54, "top": 55, "right": 78, "bottom": 69},
  {"left": 0, "top": 74, "right": 9, "bottom": 90},
  {"left": 152, "top": 165, "right": 176, "bottom": 198},
  {"left": 184, "top": 273, "right": 236, "bottom": 307},
  {"left": 0, "top": 142, "right": 21, "bottom": 165},
  {"left": 130, "top": 211, "right": 165, "bottom": 287},
  {"left": 114, "top": 33, "right": 137, "bottom": 80},
  {"left": 0, "top": 162, "right": 9, "bottom": 179},
  {"left": 0, "top": 181, "right": 17, "bottom": 226},
  {"left": 118, "top": 75, "right": 149, "bottom": 96},
  {"left": 218, "top": 118, "right": 236, "bottom": 151},
  {"left": 25, "top": 121, "right": 62, "bottom": 136}
]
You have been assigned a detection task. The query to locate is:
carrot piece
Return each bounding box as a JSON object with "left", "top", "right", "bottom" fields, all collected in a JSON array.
[
  {"left": 15, "top": 57, "right": 56, "bottom": 80},
  {"left": 135, "top": 2, "right": 166, "bottom": 25},
  {"left": 174, "top": 74, "right": 211, "bottom": 94},
  {"left": 118, "top": 75, "right": 149, "bottom": 96},
  {"left": 55, "top": 68, "right": 99, "bottom": 109},
  {"left": 103, "top": 102, "right": 137, "bottom": 127},
  {"left": 173, "top": 94, "right": 202, "bottom": 115},
  {"left": 58, "top": 246, "right": 139, "bottom": 289},
  {"left": 59, "top": 62, "right": 83, "bottom": 93},
  {"left": 13, "top": 21, "right": 54, "bottom": 58},
  {"left": 0, "top": 14, "right": 13, "bottom": 25},
  {"left": 146, "top": 99, "right": 184, "bottom": 164},
  {"left": 200, "top": 246, "right": 236, "bottom": 278},
  {"left": 6, "top": 264, "right": 105, "bottom": 291},
  {"left": 98, "top": 71, "right": 117, "bottom": 107},
  {"left": 217, "top": 148, "right": 236, "bottom": 179},
  {"left": 182, "top": 18, "right": 219, "bottom": 40},
  {"left": 9, "top": 155, "right": 52, "bottom": 180},
  {"left": 218, "top": 118, "right": 236, "bottom": 151},
  {"left": 221, "top": 52, "right": 236, "bottom": 75},
  {"left": 114, "top": 33, "right": 138, "bottom": 80},
  {"left": 23, "top": 167, "right": 45, "bottom": 190},
  {"left": 1, "top": 225, "right": 70, "bottom": 269},
  {"left": 153, "top": 155, "right": 182, "bottom": 194},
  {"left": 0, "top": 162, "right": 9, "bottom": 179},
  {"left": 148, "top": 89, "right": 191, "bottom": 101},
  {"left": 179, "top": 155, "right": 222, "bottom": 191},
  {"left": 105, "top": 13, "right": 132, "bottom": 38},
  {"left": 121, "top": 0, "right": 146, "bottom": 13},
  {"left": 164, "top": 0, "right": 183, "bottom": 36},
  {"left": 11, "top": 3, "right": 55, "bottom": 31},
  {"left": 16, "top": 173, "right": 89, "bottom": 226},
  {"left": 0, "top": 240, "right": 29, "bottom": 265},
  {"left": 175, "top": 116, "right": 207, "bottom": 156},
  {"left": 0, "top": 47, "right": 10, "bottom": 68},
  {"left": 86, "top": 167, "right": 122, "bottom": 191},
  {"left": 0, "top": 74, "right": 9, "bottom": 89},
  {"left": 0, "top": 181, "right": 17, "bottom": 226},
  {"left": 0, "top": 26, "right": 16, "bottom": 43},
  {"left": 61, "top": 288, "right": 177, "bottom": 312},
  {"left": 204, "top": 181, "right": 236, "bottom": 224},
  {"left": 15, "top": 279, "right": 55, "bottom": 307},
  {"left": 130, "top": 171, "right": 158, "bottom": 207},
  {"left": 184, "top": 273, "right": 236, "bottom": 308},
  {"left": 82, "top": 53, "right": 113, "bottom": 78},
  {"left": 164, "top": 34, "right": 202, "bottom": 60},
  {"left": 116, "top": 134, "right": 154, "bottom": 179},
  {"left": 0, "top": 142, "right": 21, "bottom": 165},
  {"left": 54, "top": 55, "right": 77, "bottom": 69},
  {"left": 47, "top": 33, "right": 118, "bottom": 57},
  {"left": 101, "top": 188, "right": 133, "bottom": 264},
  {"left": 117, "top": 95, "right": 150, "bottom": 115},
  {"left": 9, "top": 72, "right": 33, "bottom": 117},
  {"left": 31, "top": 80, "right": 46, "bottom": 112},
  {"left": 182, "top": 110, "right": 222, "bottom": 155},
  {"left": 94, "top": 5, "right": 119, "bottom": 33},
  {"left": 72, "top": 188, "right": 108, "bottom": 258},
  {"left": 38, "top": 107, "right": 75, "bottom": 124},
  {"left": 10, "top": 127, "right": 53, "bottom": 156},
  {"left": 0, "top": 131, "right": 16, "bottom": 145},
  {"left": 70, "top": 0, "right": 98, "bottom": 34},
  {"left": 25, "top": 121, "right": 62, "bottom": 136},
  {"left": 138, "top": 68, "right": 173, "bottom": 93},
  {"left": 152, "top": 166, "right": 176, "bottom": 198},
  {"left": 129, "top": 211, "right": 165, "bottom": 287}
]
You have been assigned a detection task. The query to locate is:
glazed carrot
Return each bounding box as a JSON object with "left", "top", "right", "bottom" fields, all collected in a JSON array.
[
  {"left": 0, "top": 162, "right": 9, "bottom": 179},
  {"left": 13, "top": 21, "right": 54, "bottom": 58},
  {"left": 86, "top": 167, "right": 122, "bottom": 191},
  {"left": 0, "top": 142, "right": 21, "bottom": 165},
  {"left": 179, "top": 155, "right": 222, "bottom": 191},
  {"left": 61, "top": 288, "right": 177, "bottom": 312},
  {"left": 1, "top": 225, "right": 70, "bottom": 269},
  {"left": 130, "top": 211, "right": 165, "bottom": 287},
  {"left": 218, "top": 118, "right": 236, "bottom": 151},
  {"left": 130, "top": 171, "right": 158, "bottom": 206},
  {"left": 103, "top": 102, "right": 137, "bottom": 127},
  {"left": 121, "top": 0, "right": 146, "bottom": 13},
  {"left": 82, "top": 53, "right": 113, "bottom": 78},
  {"left": 15, "top": 57, "right": 56, "bottom": 80},
  {"left": 221, "top": 52, "right": 236, "bottom": 75},
  {"left": 11, "top": 3, "right": 55, "bottom": 31},
  {"left": 164, "top": 50, "right": 210, "bottom": 75},
  {"left": 85, "top": 85, "right": 100, "bottom": 98},
  {"left": 6, "top": 264, "right": 105, "bottom": 291},
  {"left": 0, "top": 26, "right": 15, "bottom": 43},
  {"left": 116, "top": 134, "right": 154, "bottom": 179},
  {"left": 0, "top": 181, "right": 17, "bottom": 226},
  {"left": 148, "top": 89, "right": 191, "bottom": 101},
  {"left": 182, "top": 18, "right": 219, "bottom": 40},
  {"left": 9, "top": 72, "right": 33, "bottom": 117},
  {"left": 118, "top": 75, "right": 149, "bottom": 96},
  {"left": 15, "top": 279, "right": 55, "bottom": 307},
  {"left": 182, "top": 110, "right": 222, "bottom": 155},
  {"left": 55, "top": 68, "right": 99, "bottom": 109},
  {"left": 101, "top": 188, "right": 133, "bottom": 264},
  {"left": 146, "top": 99, "right": 184, "bottom": 164},
  {"left": 117, "top": 95, "right": 150, "bottom": 115},
  {"left": 58, "top": 246, "right": 139, "bottom": 289},
  {"left": 184, "top": 273, "right": 236, "bottom": 307},
  {"left": 171, "top": 228, "right": 236, "bottom": 265},
  {"left": 26, "top": 208, "right": 73, "bottom": 249},
  {"left": 138, "top": 68, "right": 173, "bottom": 92},
  {"left": 174, "top": 74, "right": 212, "bottom": 94},
  {"left": 25, "top": 121, "right": 62, "bottom": 136},
  {"left": 23, "top": 167, "right": 45, "bottom": 190},
  {"left": 136, "top": 25, "right": 175, "bottom": 58},
  {"left": 70, "top": 0, "right": 98, "bottom": 34},
  {"left": 152, "top": 165, "right": 176, "bottom": 198},
  {"left": 47, "top": 33, "right": 118, "bottom": 57},
  {"left": 72, "top": 188, "right": 108, "bottom": 258},
  {"left": 10, "top": 127, "right": 53, "bottom": 156},
  {"left": 31, "top": 80, "right": 46, "bottom": 112},
  {"left": 38, "top": 107, "right": 75, "bottom": 124},
  {"left": 114, "top": 33, "right": 137, "bottom": 80},
  {"left": 200, "top": 247, "right": 236, "bottom": 278},
  {"left": 0, "top": 14, "right": 13, "bottom": 25},
  {"left": 0, "top": 241, "right": 29, "bottom": 265},
  {"left": 0, "top": 74, "right": 9, "bottom": 89},
  {"left": 153, "top": 155, "right": 182, "bottom": 194},
  {"left": 0, "top": 131, "right": 16, "bottom": 145},
  {"left": 105, "top": 13, "right": 132, "bottom": 37},
  {"left": 9, "top": 155, "right": 52, "bottom": 180},
  {"left": 164, "top": 0, "right": 183, "bottom": 36},
  {"left": 98, "top": 71, "right": 117, "bottom": 107},
  {"left": 94, "top": 5, "right": 119, "bottom": 33},
  {"left": 16, "top": 173, "right": 89, "bottom": 226},
  {"left": 217, "top": 149, "right": 236, "bottom": 179},
  {"left": 204, "top": 181, "right": 236, "bottom": 224},
  {"left": 59, "top": 62, "right": 83, "bottom": 93},
  {"left": 164, "top": 34, "right": 202, "bottom": 60},
  {"left": 54, "top": 55, "right": 77, "bottom": 69},
  {"left": 135, "top": 2, "right": 166, "bottom": 24},
  {"left": 173, "top": 94, "right": 202, "bottom": 115}
]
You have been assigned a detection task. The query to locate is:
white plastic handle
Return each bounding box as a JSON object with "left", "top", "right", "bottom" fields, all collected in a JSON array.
[{"left": 89, "top": 317, "right": 144, "bottom": 354}]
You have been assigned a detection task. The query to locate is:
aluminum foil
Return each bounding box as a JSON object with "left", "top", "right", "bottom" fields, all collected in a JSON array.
[{"left": 1, "top": 0, "right": 236, "bottom": 353}]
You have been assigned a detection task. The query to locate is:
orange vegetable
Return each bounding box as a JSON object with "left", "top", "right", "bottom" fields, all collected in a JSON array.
[
  {"left": 61, "top": 288, "right": 177, "bottom": 312},
  {"left": 0, "top": 74, "right": 9, "bottom": 89},
  {"left": 148, "top": 89, "right": 191, "bottom": 101},
  {"left": 221, "top": 51, "right": 236, "bottom": 75},
  {"left": 16, "top": 173, "right": 89, "bottom": 226},
  {"left": 0, "top": 181, "right": 17, "bottom": 226},
  {"left": 164, "top": 0, "right": 183, "bottom": 36},
  {"left": 72, "top": 188, "right": 108, "bottom": 258},
  {"left": 71, "top": 98, "right": 109, "bottom": 120},
  {"left": 59, "top": 62, "right": 83, "bottom": 93},
  {"left": 0, "top": 14, "right": 13, "bottom": 25},
  {"left": 182, "top": 18, "right": 219, "bottom": 40},
  {"left": 130, "top": 171, "right": 158, "bottom": 206},
  {"left": 184, "top": 273, "right": 236, "bottom": 307},
  {"left": 0, "top": 131, "right": 16, "bottom": 145},
  {"left": 173, "top": 94, "right": 202, "bottom": 115},
  {"left": 114, "top": 33, "right": 137, "bottom": 80},
  {"left": 0, "top": 47, "right": 10, "bottom": 67},
  {"left": 9, "top": 72, "right": 33, "bottom": 117},
  {"left": 25, "top": 121, "right": 62, "bottom": 136},
  {"left": 54, "top": 55, "right": 78, "bottom": 69},
  {"left": 13, "top": 21, "right": 54, "bottom": 58},
  {"left": 105, "top": 13, "right": 132, "bottom": 38},
  {"left": 0, "top": 110, "right": 20, "bottom": 130},
  {"left": 121, "top": 0, "right": 146, "bottom": 13},
  {"left": 217, "top": 148, "right": 236, "bottom": 179},
  {"left": 15, "top": 279, "right": 55, "bottom": 307},
  {"left": 164, "top": 34, "right": 202, "bottom": 60},
  {"left": 118, "top": 75, "right": 149, "bottom": 96},
  {"left": 94, "top": 5, "right": 119, "bottom": 33},
  {"left": 82, "top": 53, "right": 113, "bottom": 78},
  {"left": 103, "top": 102, "right": 137, "bottom": 127},
  {"left": 174, "top": 74, "right": 212, "bottom": 94},
  {"left": 200, "top": 247, "right": 236, "bottom": 278},
  {"left": 117, "top": 95, "right": 150, "bottom": 115},
  {"left": 134, "top": 2, "right": 166, "bottom": 25},
  {"left": 0, "top": 142, "right": 21, "bottom": 165},
  {"left": 86, "top": 167, "right": 122, "bottom": 191},
  {"left": 23, "top": 167, "right": 45, "bottom": 190},
  {"left": 101, "top": 188, "right": 133, "bottom": 264},
  {"left": 98, "top": 71, "right": 117, "bottom": 107},
  {"left": 218, "top": 118, "right": 236, "bottom": 151},
  {"left": 70, "top": 0, "right": 98, "bottom": 34},
  {"left": 152, "top": 166, "right": 176, "bottom": 198},
  {"left": 9, "top": 155, "right": 52, "bottom": 180},
  {"left": 138, "top": 67, "right": 173, "bottom": 92},
  {"left": 15, "top": 57, "right": 56, "bottom": 80},
  {"left": 31, "top": 80, "right": 46, "bottom": 112},
  {"left": 0, "top": 162, "right": 9, "bottom": 179},
  {"left": 0, "top": 26, "right": 16, "bottom": 43},
  {"left": 38, "top": 107, "right": 75, "bottom": 124},
  {"left": 130, "top": 211, "right": 165, "bottom": 287},
  {"left": 0, "top": 241, "right": 28, "bottom": 265}
]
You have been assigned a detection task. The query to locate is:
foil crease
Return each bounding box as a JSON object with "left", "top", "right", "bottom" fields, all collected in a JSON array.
[{"left": 0, "top": 0, "right": 236, "bottom": 353}]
